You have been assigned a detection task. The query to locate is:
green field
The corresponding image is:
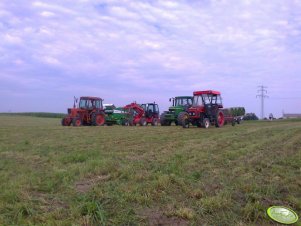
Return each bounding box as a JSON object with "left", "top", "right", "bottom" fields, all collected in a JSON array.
[{"left": 0, "top": 116, "right": 300, "bottom": 225}]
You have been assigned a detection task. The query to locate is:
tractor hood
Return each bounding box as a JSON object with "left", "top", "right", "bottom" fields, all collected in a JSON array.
[{"left": 169, "top": 106, "right": 184, "bottom": 111}]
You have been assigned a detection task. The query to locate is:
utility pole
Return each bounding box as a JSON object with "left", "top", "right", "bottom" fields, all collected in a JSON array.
[{"left": 256, "top": 85, "right": 268, "bottom": 119}]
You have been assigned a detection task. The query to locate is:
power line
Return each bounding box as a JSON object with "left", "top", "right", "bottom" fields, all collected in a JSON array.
[{"left": 256, "top": 85, "right": 268, "bottom": 119}]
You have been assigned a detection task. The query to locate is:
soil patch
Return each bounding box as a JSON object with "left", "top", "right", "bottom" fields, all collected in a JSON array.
[
  {"left": 75, "top": 174, "right": 111, "bottom": 193},
  {"left": 138, "top": 208, "right": 188, "bottom": 226}
]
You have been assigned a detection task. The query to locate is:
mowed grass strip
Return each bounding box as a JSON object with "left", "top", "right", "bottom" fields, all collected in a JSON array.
[{"left": 0, "top": 116, "right": 300, "bottom": 225}]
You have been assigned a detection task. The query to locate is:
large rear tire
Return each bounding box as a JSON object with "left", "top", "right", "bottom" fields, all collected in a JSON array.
[
  {"left": 72, "top": 117, "right": 82, "bottom": 126},
  {"left": 215, "top": 110, "right": 225, "bottom": 128},
  {"left": 92, "top": 113, "right": 105, "bottom": 126}
]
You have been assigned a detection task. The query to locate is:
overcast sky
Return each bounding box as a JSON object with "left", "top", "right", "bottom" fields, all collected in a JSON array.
[{"left": 1, "top": 0, "right": 301, "bottom": 117}]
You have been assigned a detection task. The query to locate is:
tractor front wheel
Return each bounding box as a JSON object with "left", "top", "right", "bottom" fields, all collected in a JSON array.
[
  {"left": 177, "top": 112, "right": 186, "bottom": 126},
  {"left": 160, "top": 113, "right": 169, "bottom": 126},
  {"left": 92, "top": 113, "right": 105, "bottom": 126},
  {"left": 215, "top": 110, "right": 225, "bottom": 128},
  {"left": 72, "top": 117, "right": 82, "bottom": 127},
  {"left": 151, "top": 118, "right": 158, "bottom": 126},
  {"left": 202, "top": 118, "right": 210, "bottom": 129},
  {"left": 139, "top": 118, "right": 147, "bottom": 126},
  {"left": 178, "top": 112, "right": 189, "bottom": 128},
  {"left": 61, "top": 117, "right": 71, "bottom": 126}
]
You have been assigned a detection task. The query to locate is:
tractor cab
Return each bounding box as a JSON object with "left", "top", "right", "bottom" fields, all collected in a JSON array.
[
  {"left": 79, "top": 97, "right": 103, "bottom": 110},
  {"left": 141, "top": 103, "right": 160, "bottom": 118},
  {"left": 171, "top": 96, "right": 193, "bottom": 112},
  {"left": 192, "top": 91, "right": 223, "bottom": 116},
  {"left": 172, "top": 96, "right": 193, "bottom": 107},
  {"left": 191, "top": 90, "right": 223, "bottom": 109}
]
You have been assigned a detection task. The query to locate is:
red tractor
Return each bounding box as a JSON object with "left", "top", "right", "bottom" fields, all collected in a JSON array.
[
  {"left": 179, "top": 90, "right": 234, "bottom": 128},
  {"left": 123, "top": 102, "right": 160, "bottom": 126},
  {"left": 61, "top": 96, "right": 106, "bottom": 126}
]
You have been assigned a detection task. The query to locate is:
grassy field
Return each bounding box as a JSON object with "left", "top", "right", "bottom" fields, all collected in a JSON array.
[{"left": 0, "top": 116, "right": 300, "bottom": 225}]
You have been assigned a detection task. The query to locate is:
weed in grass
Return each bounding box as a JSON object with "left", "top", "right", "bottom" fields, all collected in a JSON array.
[{"left": 79, "top": 196, "right": 107, "bottom": 226}]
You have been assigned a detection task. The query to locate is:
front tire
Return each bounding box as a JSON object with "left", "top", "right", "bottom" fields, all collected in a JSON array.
[
  {"left": 160, "top": 113, "right": 169, "bottom": 126},
  {"left": 151, "top": 118, "right": 158, "bottom": 126},
  {"left": 61, "top": 117, "right": 71, "bottom": 126},
  {"left": 202, "top": 118, "right": 210, "bottom": 129},
  {"left": 72, "top": 117, "right": 82, "bottom": 127},
  {"left": 178, "top": 112, "right": 189, "bottom": 128}
]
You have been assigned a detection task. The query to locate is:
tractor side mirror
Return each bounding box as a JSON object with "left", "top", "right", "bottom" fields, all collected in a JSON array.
[{"left": 169, "top": 98, "right": 172, "bottom": 102}]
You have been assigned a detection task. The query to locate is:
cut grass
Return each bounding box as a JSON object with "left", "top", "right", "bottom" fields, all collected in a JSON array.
[{"left": 0, "top": 116, "right": 300, "bottom": 225}]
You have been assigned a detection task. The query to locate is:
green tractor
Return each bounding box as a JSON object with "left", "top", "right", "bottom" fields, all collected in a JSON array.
[
  {"left": 104, "top": 104, "right": 129, "bottom": 126},
  {"left": 160, "top": 96, "right": 193, "bottom": 126}
]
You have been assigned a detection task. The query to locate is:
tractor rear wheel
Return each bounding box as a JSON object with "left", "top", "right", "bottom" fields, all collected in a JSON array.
[
  {"left": 72, "top": 117, "right": 82, "bottom": 126},
  {"left": 61, "top": 117, "right": 71, "bottom": 126},
  {"left": 202, "top": 118, "right": 210, "bottom": 129},
  {"left": 178, "top": 112, "right": 189, "bottom": 128},
  {"left": 151, "top": 118, "right": 158, "bottom": 126},
  {"left": 215, "top": 110, "right": 225, "bottom": 127},
  {"left": 92, "top": 113, "right": 105, "bottom": 126},
  {"left": 139, "top": 117, "right": 147, "bottom": 126}
]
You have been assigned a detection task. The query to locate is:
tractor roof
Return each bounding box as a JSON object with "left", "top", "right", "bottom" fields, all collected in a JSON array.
[
  {"left": 80, "top": 96, "right": 102, "bottom": 100},
  {"left": 193, "top": 90, "right": 221, "bottom": 95}
]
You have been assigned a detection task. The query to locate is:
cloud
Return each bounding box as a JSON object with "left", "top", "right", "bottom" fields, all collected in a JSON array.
[{"left": 0, "top": 0, "right": 301, "bottom": 116}]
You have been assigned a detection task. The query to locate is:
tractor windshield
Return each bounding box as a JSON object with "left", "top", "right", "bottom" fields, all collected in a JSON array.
[
  {"left": 175, "top": 98, "right": 192, "bottom": 106},
  {"left": 192, "top": 95, "right": 204, "bottom": 106},
  {"left": 200, "top": 94, "right": 222, "bottom": 105},
  {"left": 202, "top": 94, "right": 211, "bottom": 104},
  {"left": 79, "top": 99, "right": 102, "bottom": 109},
  {"left": 146, "top": 104, "right": 159, "bottom": 113}
]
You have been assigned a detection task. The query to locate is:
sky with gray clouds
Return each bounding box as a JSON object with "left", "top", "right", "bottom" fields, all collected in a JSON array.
[{"left": 1, "top": 0, "right": 301, "bottom": 117}]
